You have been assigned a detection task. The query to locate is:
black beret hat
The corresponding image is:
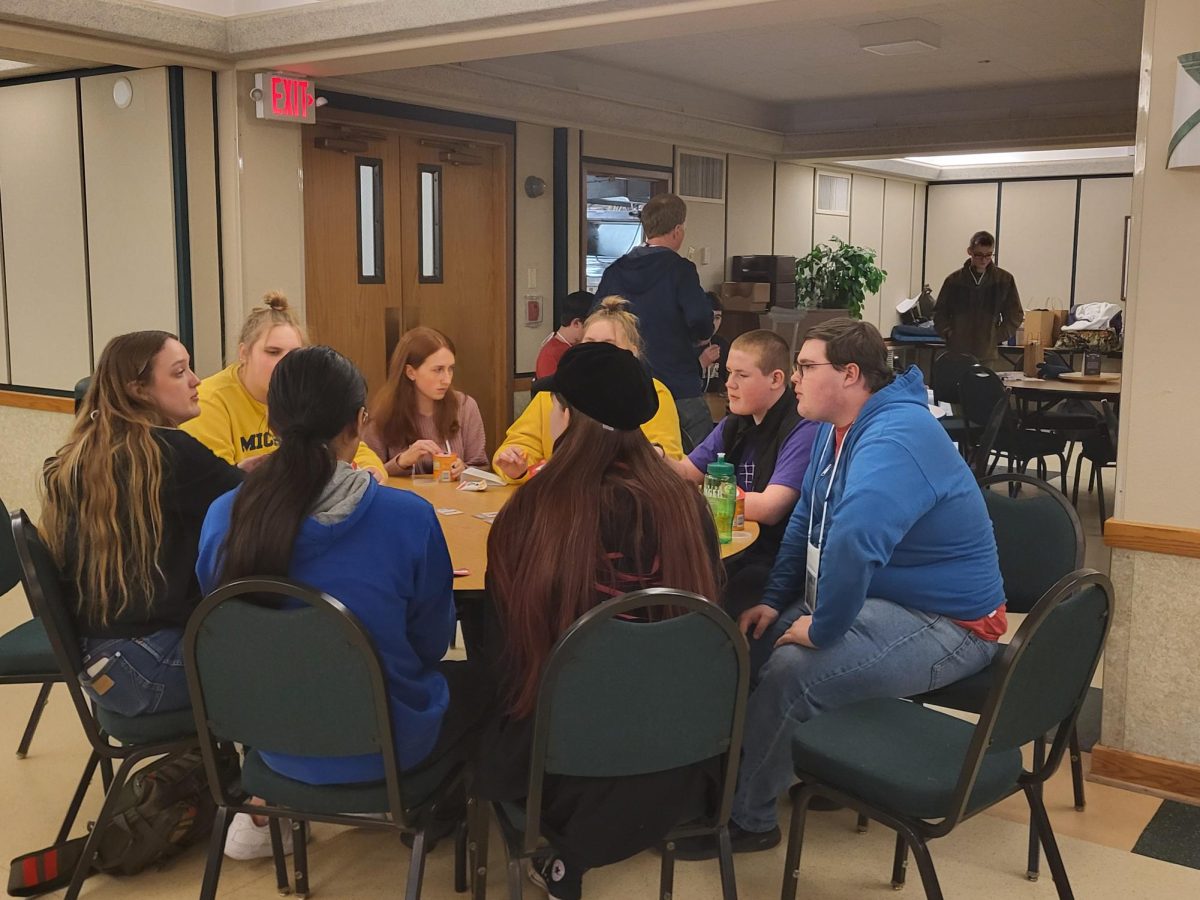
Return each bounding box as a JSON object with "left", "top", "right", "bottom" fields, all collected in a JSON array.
[{"left": 531, "top": 341, "right": 659, "bottom": 431}]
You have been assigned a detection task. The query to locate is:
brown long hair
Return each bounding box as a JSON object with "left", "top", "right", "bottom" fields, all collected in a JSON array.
[
  {"left": 486, "top": 405, "right": 721, "bottom": 718},
  {"left": 41, "top": 331, "right": 176, "bottom": 627},
  {"left": 369, "top": 327, "right": 461, "bottom": 449}
]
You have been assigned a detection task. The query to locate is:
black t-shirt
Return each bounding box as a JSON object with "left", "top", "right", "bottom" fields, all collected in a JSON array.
[{"left": 67, "top": 428, "right": 243, "bottom": 639}]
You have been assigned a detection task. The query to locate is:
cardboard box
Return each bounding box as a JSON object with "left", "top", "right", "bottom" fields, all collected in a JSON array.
[
  {"left": 1023, "top": 341, "right": 1044, "bottom": 377},
  {"left": 1024, "top": 309, "right": 1066, "bottom": 348},
  {"left": 769, "top": 282, "right": 797, "bottom": 309},
  {"left": 718, "top": 281, "right": 770, "bottom": 312}
]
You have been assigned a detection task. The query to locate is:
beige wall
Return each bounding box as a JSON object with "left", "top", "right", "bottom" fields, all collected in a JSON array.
[
  {"left": 997, "top": 179, "right": 1076, "bottom": 309},
  {"left": 582, "top": 131, "right": 673, "bottom": 168},
  {"left": 773, "top": 162, "right": 814, "bottom": 258},
  {"left": 725, "top": 154, "right": 775, "bottom": 275},
  {"left": 0, "top": 79, "right": 91, "bottom": 390},
  {"left": 80, "top": 69, "right": 178, "bottom": 355},
  {"left": 1076, "top": 177, "right": 1133, "bottom": 305},
  {"left": 515, "top": 122, "right": 555, "bottom": 373},
  {"left": 880, "top": 178, "right": 919, "bottom": 332},
  {"left": 849, "top": 174, "right": 885, "bottom": 327}
]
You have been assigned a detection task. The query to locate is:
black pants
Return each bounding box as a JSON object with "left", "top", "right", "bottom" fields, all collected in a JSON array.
[{"left": 407, "top": 659, "right": 493, "bottom": 776}]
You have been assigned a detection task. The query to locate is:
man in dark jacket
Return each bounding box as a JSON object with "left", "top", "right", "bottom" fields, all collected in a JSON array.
[
  {"left": 933, "top": 230, "right": 1024, "bottom": 368},
  {"left": 596, "top": 193, "right": 715, "bottom": 450}
]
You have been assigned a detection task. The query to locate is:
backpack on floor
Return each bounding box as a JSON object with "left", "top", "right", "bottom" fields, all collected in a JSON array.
[{"left": 8, "top": 749, "right": 236, "bottom": 896}]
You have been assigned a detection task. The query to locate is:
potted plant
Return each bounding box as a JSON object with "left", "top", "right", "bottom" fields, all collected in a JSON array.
[{"left": 795, "top": 237, "right": 887, "bottom": 320}]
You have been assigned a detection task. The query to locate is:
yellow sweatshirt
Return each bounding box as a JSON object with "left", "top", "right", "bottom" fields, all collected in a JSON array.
[
  {"left": 181, "top": 363, "right": 386, "bottom": 474},
  {"left": 491, "top": 378, "right": 683, "bottom": 483}
]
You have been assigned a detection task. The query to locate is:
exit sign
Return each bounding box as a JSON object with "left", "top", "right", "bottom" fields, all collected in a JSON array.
[{"left": 253, "top": 72, "right": 316, "bottom": 124}]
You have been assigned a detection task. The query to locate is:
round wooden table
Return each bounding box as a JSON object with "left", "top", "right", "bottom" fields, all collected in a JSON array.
[{"left": 390, "top": 476, "right": 761, "bottom": 591}]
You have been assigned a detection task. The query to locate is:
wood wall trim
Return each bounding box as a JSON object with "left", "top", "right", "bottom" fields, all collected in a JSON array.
[
  {"left": 513, "top": 377, "right": 533, "bottom": 393},
  {"left": 1091, "top": 744, "right": 1200, "bottom": 804},
  {"left": 1104, "top": 518, "right": 1200, "bottom": 560},
  {"left": 0, "top": 390, "right": 73, "bottom": 414}
]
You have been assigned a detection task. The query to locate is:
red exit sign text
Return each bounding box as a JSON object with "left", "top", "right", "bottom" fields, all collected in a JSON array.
[{"left": 253, "top": 72, "right": 317, "bottom": 124}]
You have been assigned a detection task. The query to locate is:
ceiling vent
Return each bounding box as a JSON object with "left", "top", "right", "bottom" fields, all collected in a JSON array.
[{"left": 859, "top": 19, "right": 941, "bottom": 56}]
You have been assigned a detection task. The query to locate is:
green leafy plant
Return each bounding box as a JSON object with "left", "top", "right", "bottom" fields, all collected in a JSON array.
[{"left": 794, "top": 237, "right": 887, "bottom": 320}]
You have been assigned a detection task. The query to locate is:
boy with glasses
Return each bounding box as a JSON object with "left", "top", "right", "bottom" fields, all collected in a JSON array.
[{"left": 933, "top": 230, "right": 1023, "bottom": 367}]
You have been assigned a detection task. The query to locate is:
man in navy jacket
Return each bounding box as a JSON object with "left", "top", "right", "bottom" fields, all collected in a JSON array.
[{"left": 596, "top": 193, "right": 715, "bottom": 450}]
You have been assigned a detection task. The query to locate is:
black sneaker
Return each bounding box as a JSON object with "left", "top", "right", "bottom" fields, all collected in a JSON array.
[
  {"left": 672, "top": 822, "right": 782, "bottom": 861},
  {"left": 528, "top": 855, "right": 583, "bottom": 900}
]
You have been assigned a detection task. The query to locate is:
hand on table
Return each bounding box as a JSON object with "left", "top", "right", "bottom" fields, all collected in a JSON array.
[
  {"left": 450, "top": 458, "right": 466, "bottom": 479},
  {"left": 737, "top": 604, "right": 779, "bottom": 640},
  {"left": 774, "top": 615, "right": 818, "bottom": 650},
  {"left": 494, "top": 447, "right": 530, "bottom": 480}
]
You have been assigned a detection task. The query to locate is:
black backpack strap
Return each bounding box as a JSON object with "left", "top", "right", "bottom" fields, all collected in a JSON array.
[{"left": 8, "top": 838, "right": 91, "bottom": 897}]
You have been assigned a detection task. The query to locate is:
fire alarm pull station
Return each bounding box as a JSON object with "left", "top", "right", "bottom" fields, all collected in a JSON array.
[{"left": 524, "top": 295, "right": 543, "bottom": 327}]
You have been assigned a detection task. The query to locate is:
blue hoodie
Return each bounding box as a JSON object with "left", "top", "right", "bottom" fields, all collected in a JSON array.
[
  {"left": 761, "top": 366, "right": 1005, "bottom": 648},
  {"left": 595, "top": 245, "right": 714, "bottom": 399},
  {"left": 196, "top": 478, "right": 455, "bottom": 783}
]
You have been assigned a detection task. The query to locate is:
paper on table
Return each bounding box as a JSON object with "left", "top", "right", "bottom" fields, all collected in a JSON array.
[{"left": 462, "top": 466, "right": 505, "bottom": 485}]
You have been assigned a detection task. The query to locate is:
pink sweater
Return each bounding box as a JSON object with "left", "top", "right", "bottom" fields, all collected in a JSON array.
[{"left": 365, "top": 391, "right": 488, "bottom": 476}]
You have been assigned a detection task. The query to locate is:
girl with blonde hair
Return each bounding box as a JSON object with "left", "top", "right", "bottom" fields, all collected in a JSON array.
[
  {"left": 492, "top": 296, "right": 682, "bottom": 481},
  {"left": 182, "top": 291, "right": 385, "bottom": 477},
  {"left": 41, "top": 331, "right": 242, "bottom": 716}
]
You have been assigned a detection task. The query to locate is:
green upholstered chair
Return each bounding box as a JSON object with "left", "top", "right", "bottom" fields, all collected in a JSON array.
[
  {"left": 183, "top": 577, "right": 475, "bottom": 900},
  {"left": 782, "top": 569, "right": 1114, "bottom": 900},
  {"left": 489, "top": 588, "right": 749, "bottom": 900},
  {"left": 0, "top": 494, "right": 64, "bottom": 760},
  {"left": 10, "top": 510, "right": 197, "bottom": 900}
]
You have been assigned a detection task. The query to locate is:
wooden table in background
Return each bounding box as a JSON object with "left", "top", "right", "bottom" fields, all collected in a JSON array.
[{"left": 390, "top": 476, "right": 761, "bottom": 591}]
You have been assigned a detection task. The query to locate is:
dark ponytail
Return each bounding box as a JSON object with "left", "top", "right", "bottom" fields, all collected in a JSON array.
[{"left": 217, "top": 346, "right": 367, "bottom": 582}]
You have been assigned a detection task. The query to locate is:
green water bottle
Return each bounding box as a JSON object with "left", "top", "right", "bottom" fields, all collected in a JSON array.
[{"left": 704, "top": 453, "right": 736, "bottom": 544}]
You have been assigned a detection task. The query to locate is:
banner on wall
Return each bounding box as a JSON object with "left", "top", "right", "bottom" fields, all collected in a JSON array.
[{"left": 1168, "top": 52, "right": 1200, "bottom": 169}]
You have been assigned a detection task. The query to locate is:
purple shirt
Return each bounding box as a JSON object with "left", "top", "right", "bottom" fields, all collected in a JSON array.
[{"left": 689, "top": 416, "right": 818, "bottom": 493}]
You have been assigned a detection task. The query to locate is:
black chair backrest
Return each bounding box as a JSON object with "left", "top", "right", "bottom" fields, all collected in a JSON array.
[
  {"left": 1101, "top": 399, "right": 1119, "bottom": 447},
  {"left": 958, "top": 365, "right": 1009, "bottom": 434},
  {"left": 73, "top": 377, "right": 91, "bottom": 415},
  {"left": 10, "top": 510, "right": 110, "bottom": 747},
  {"left": 524, "top": 588, "right": 748, "bottom": 852},
  {"left": 931, "top": 351, "right": 978, "bottom": 405},
  {"left": 979, "top": 474, "right": 1084, "bottom": 614},
  {"left": 185, "top": 578, "right": 396, "bottom": 761},
  {"left": 0, "top": 496, "right": 22, "bottom": 597},
  {"left": 943, "top": 569, "right": 1113, "bottom": 829}
]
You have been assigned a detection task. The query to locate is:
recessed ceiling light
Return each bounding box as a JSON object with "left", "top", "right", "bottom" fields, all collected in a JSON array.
[
  {"left": 0, "top": 58, "right": 34, "bottom": 72},
  {"left": 859, "top": 18, "right": 941, "bottom": 56}
]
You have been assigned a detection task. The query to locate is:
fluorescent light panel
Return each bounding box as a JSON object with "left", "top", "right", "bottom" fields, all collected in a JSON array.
[{"left": 859, "top": 18, "right": 940, "bottom": 56}]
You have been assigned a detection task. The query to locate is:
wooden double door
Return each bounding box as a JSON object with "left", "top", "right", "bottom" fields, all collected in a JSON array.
[{"left": 302, "top": 110, "right": 512, "bottom": 452}]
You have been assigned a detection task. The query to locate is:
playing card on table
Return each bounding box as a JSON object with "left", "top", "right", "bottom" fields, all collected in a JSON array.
[{"left": 436, "top": 508, "right": 463, "bottom": 516}]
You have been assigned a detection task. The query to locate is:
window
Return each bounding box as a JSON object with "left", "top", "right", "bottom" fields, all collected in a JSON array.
[
  {"left": 356, "top": 158, "right": 384, "bottom": 283},
  {"left": 582, "top": 166, "right": 670, "bottom": 293},
  {"left": 815, "top": 171, "right": 852, "bottom": 216},
  {"left": 418, "top": 164, "right": 443, "bottom": 283}
]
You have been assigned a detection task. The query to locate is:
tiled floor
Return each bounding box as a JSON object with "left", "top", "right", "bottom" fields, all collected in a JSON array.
[{"left": 3, "top": 458, "right": 1198, "bottom": 899}]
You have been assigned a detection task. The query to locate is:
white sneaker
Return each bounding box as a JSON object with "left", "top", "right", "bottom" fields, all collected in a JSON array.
[{"left": 224, "top": 812, "right": 295, "bottom": 860}]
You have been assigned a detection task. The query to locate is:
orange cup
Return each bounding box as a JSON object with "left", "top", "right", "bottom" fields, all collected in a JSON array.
[{"left": 432, "top": 452, "right": 459, "bottom": 482}]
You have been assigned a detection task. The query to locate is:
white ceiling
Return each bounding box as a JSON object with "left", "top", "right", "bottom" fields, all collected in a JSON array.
[{"left": 470, "top": 0, "right": 1144, "bottom": 105}]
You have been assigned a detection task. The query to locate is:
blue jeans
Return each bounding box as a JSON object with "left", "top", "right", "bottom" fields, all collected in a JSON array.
[
  {"left": 676, "top": 395, "right": 715, "bottom": 454},
  {"left": 731, "top": 598, "right": 1001, "bottom": 832},
  {"left": 80, "top": 628, "right": 191, "bottom": 717}
]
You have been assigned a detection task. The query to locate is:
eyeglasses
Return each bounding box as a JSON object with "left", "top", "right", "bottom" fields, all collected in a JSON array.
[
  {"left": 793, "top": 362, "right": 836, "bottom": 378},
  {"left": 969, "top": 251, "right": 994, "bottom": 260}
]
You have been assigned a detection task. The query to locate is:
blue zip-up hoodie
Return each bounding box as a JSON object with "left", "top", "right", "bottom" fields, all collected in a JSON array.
[
  {"left": 595, "top": 245, "right": 714, "bottom": 399},
  {"left": 196, "top": 478, "right": 455, "bottom": 783},
  {"left": 761, "top": 366, "right": 1005, "bottom": 648}
]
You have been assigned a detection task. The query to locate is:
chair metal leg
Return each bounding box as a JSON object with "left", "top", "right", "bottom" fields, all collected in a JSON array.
[
  {"left": 454, "top": 819, "right": 469, "bottom": 893},
  {"left": 898, "top": 826, "right": 944, "bottom": 900},
  {"left": 55, "top": 751, "right": 100, "bottom": 845},
  {"left": 1069, "top": 728, "right": 1087, "bottom": 811},
  {"left": 1027, "top": 738, "right": 1046, "bottom": 881},
  {"left": 716, "top": 824, "right": 738, "bottom": 900},
  {"left": 404, "top": 829, "right": 428, "bottom": 900},
  {"left": 200, "top": 806, "right": 233, "bottom": 900},
  {"left": 505, "top": 856, "right": 524, "bottom": 900},
  {"left": 292, "top": 819, "right": 309, "bottom": 899},
  {"left": 1071, "top": 454, "right": 1083, "bottom": 507},
  {"left": 467, "top": 796, "right": 489, "bottom": 900},
  {"left": 268, "top": 816, "right": 291, "bottom": 895},
  {"left": 659, "top": 838, "right": 676, "bottom": 900},
  {"left": 64, "top": 753, "right": 143, "bottom": 900},
  {"left": 1025, "top": 783, "right": 1076, "bottom": 900},
  {"left": 16, "top": 682, "right": 53, "bottom": 758},
  {"left": 1058, "top": 454, "right": 1068, "bottom": 493},
  {"left": 99, "top": 756, "right": 114, "bottom": 792},
  {"left": 856, "top": 813, "right": 870, "bottom": 834},
  {"left": 780, "top": 788, "right": 811, "bottom": 900},
  {"left": 1094, "top": 464, "right": 1107, "bottom": 523},
  {"left": 891, "top": 831, "right": 909, "bottom": 889}
]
